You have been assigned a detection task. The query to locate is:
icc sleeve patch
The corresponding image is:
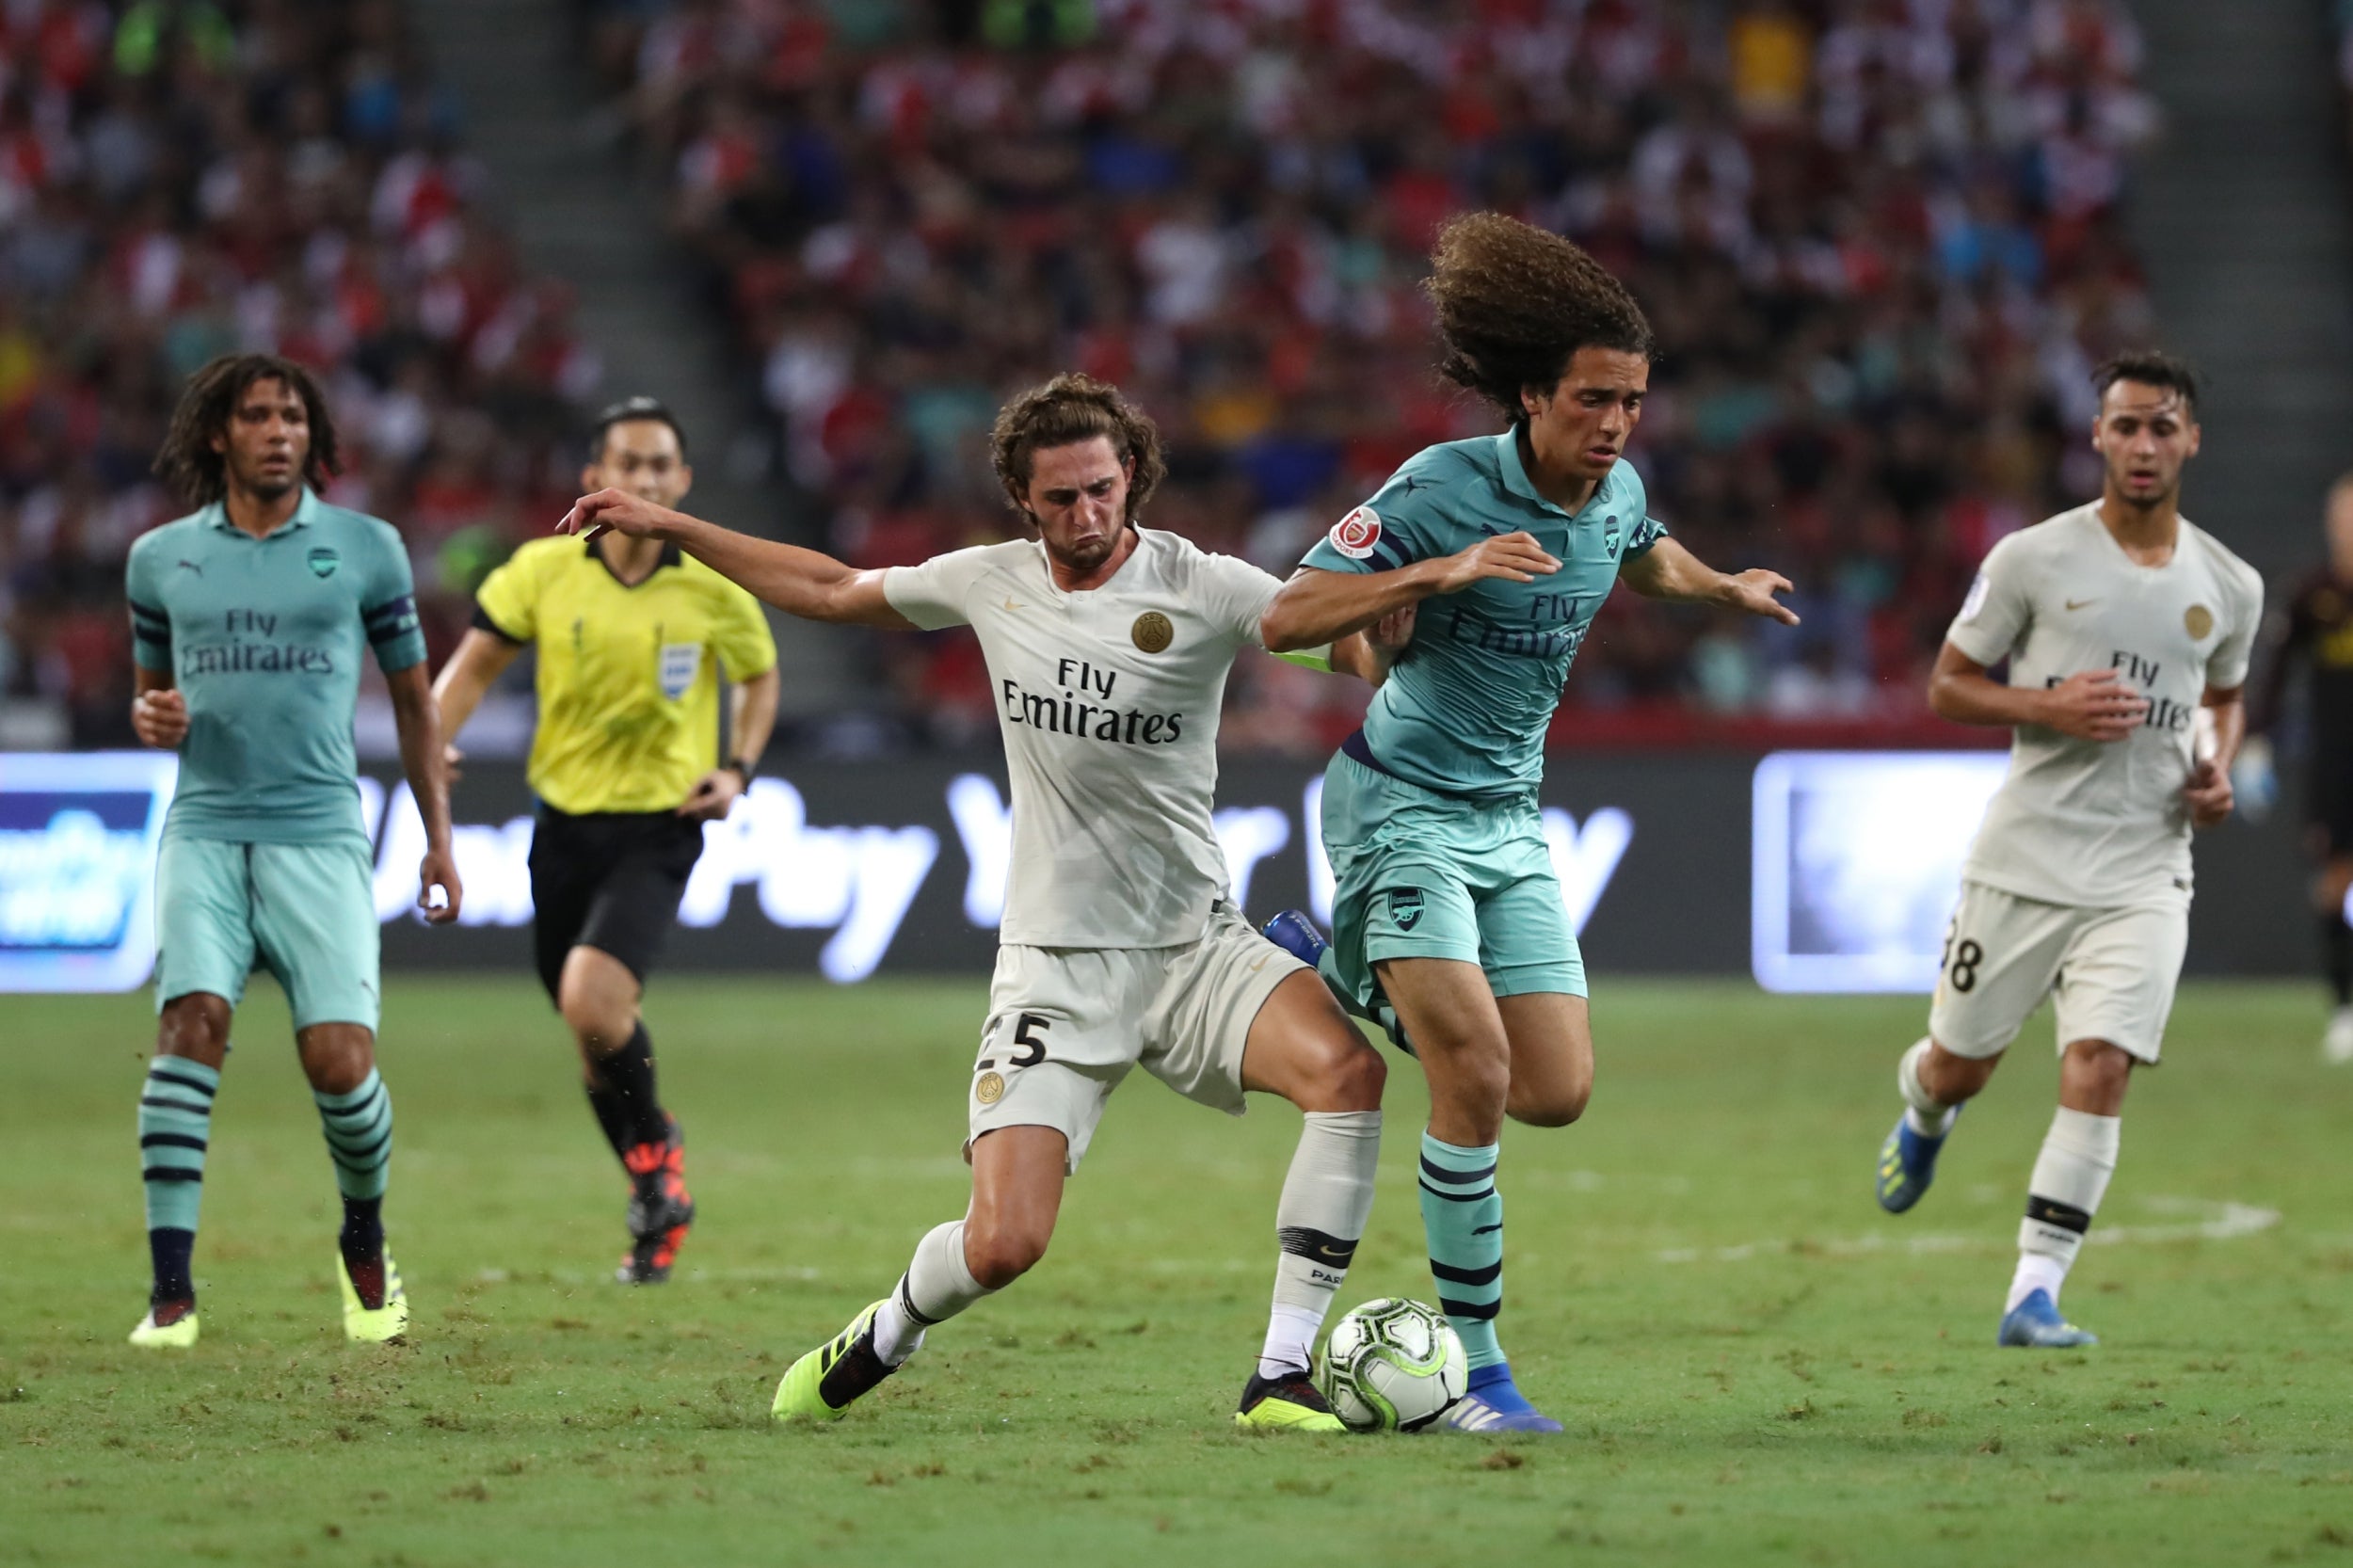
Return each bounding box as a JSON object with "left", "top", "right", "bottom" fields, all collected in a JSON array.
[{"left": 1328, "top": 505, "right": 1383, "bottom": 560}]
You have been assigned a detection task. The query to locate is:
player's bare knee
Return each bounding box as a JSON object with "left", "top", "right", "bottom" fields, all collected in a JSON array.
[
  {"left": 964, "top": 1220, "right": 1049, "bottom": 1289},
  {"left": 157, "top": 994, "right": 232, "bottom": 1064},
  {"left": 2060, "top": 1039, "right": 2133, "bottom": 1101},
  {"left": 1921, "top": 1040, "right": 1995, "bottom": 1103},
  {"left": 1305, "top": 1037, "right": 1385, "bottom": 1112},
  {"left": 1509, "top": 1073, "right": 1590, "bottom": 1128},
  {"left": 297, "top": 1025, "right": 376, "bottom": 1096}
]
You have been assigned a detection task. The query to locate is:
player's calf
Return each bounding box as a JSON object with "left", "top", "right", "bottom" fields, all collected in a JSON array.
[{"left": 1876, "top": 1037, "right": 1982, "bottom": 1213}]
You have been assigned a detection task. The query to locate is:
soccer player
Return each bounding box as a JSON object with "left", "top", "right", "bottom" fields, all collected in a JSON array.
[
  {"left": 2244, "top": 472, "right": 2353, "bottom": 1061},
  {"left": 124, "top": 353, "right": 462, "bottom": 1349},
  {"left": 1872, "top": 351, "right": 2263, "bottom": 1348},
  {"left": 1255, "top": 214, "right": 1799, "bottom": 1432},
  {"left": 561, "top": 374, "right": 1452, "bottom": 1430},
  {"left": 432, "top": 396, "right": 779, "bottom": 1282}
]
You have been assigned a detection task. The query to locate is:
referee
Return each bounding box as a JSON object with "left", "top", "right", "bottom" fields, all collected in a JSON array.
[
  {"left": 2248, "top": 471, "right": 2353, "bottom": 1063},
  {"left": 435, "top": 397, "right": 779, "bottom": 1281}
]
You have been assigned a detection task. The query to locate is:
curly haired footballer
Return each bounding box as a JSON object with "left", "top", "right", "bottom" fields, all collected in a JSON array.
[
  {"left": 989, "top": 371, "right": 1167, "bottom": 526},
  {"left": 152, "top": 352, "right": 341, "bottom": 507},
  {"left": 1425, "top": 213, "right": 1656, "bottom": 421}
]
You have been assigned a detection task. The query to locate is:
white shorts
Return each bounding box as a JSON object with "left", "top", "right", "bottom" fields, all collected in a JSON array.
[
  {"left": 967, "top": 902, "right": 1307, "bottom": 1174},
  {"left": 1928, "top": 880, "right": 2188, "bottom": 1064}
]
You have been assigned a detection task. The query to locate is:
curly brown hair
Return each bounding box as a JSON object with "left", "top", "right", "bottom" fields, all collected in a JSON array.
[
  {"left": 1426, "top": 213, "right": 1655, "bottom": 422},
  {"left": 152, "top": 353, "right": 341, "bottom": 507},
  {"left": 989, "top": 372, "right": 1166, "bottom": 525}
]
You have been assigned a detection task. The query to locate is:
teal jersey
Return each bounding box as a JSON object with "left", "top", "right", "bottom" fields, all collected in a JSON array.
[
  {"left": 125, "top": 489, "right": 426, "bottom": 843},
  {"left": 1300, "top": 432, "right": 1663, "bottom": 797}
]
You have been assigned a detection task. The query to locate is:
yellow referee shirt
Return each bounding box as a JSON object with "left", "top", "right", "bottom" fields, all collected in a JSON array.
[{"left": 473, "top": 536, "right": 777, "bottom": 814}]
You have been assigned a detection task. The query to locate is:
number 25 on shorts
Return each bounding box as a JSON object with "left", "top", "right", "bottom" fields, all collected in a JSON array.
[{"left": 978, "top": 1013, "right": 1052, "bottom": 1071}]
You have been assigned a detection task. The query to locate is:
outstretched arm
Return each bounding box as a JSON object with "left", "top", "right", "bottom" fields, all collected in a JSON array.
[
  {"left": 386, "top": 662, "right": 462, "bottom": 924},
  {"left": 1616, "top": 536, "right": 1800, "bottom": 625},
  {"left": 1259, "top": 533, "right": 1561, "bottom": 652},
  {"left": 560, "top": 489, "right": 914, "bottom": 629}
]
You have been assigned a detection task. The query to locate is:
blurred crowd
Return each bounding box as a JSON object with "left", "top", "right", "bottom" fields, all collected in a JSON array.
[
  {"left": 0, "top": 0, "right": 2163, "bottom": 758},
  {"left": 581, "top": 0, "right": 2159, "bottom": 750},
  {"left": 0, "top": 0, "right": 598, "bottom": 745}
]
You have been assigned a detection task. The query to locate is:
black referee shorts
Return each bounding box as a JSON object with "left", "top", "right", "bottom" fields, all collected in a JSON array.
[{"left": 527, "top": 806, "right": 708, "bottom": 1000}]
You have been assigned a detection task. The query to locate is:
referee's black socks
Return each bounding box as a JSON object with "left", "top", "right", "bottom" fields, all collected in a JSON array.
[{"left": 585, "top": 1024, "right": 671, "bottom": 1162}]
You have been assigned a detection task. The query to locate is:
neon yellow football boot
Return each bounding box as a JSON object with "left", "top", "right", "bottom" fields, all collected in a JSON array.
[
  {"left": 339, "top": 1246, "right": 408, "bottom": 1344},
  {"left": 772, "top": 1300, "right": 898, "bottom": 1424},
  {"left": 128, "top": 1304, "right": 200, "bottom": 1349},
  {"left": 1235, "top": 1368, "right": 1346, "bottom": 1432}
]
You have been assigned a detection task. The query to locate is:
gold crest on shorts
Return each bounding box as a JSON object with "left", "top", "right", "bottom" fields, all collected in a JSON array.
[
  {"left": 1131, "top": 612, "right": 1173, "bottom": 653},
  {"left": 974, "top": 1070, "right": 1005, "bottom": 1106},
  {"left": 2185, "top": 604, "right": 2214, "bottom": 640}
]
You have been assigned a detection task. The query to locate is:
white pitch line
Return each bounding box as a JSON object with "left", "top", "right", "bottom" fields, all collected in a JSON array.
[{"left": 1654, "top": 1198, "right": 2280, "bottom": 1266}]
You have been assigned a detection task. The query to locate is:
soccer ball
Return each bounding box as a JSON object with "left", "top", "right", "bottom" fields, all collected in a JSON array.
[{"left": 1318, "top": 1298, "right": 1467, "bottom": 1432}]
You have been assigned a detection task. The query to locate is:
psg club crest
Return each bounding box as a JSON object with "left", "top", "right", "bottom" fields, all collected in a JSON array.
[
  {"left": 307, "top": 547, "right": 339, "bottom": 579},
  {"left": 1329, "top": 505, "right": 1383, "bottom": 560}
]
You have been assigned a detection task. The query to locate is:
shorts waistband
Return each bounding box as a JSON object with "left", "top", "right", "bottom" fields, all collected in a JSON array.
[{"left": 1337, "top": 729, "right": 1527, "bottom": 806}]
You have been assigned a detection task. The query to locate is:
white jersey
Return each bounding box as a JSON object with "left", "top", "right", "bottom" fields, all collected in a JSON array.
[
  {"left": 884, "top": 527, "right": 1282, "bottom": 949},
  {"left": 1947, "top": 504, "right": 2264, "bottom": 908}
]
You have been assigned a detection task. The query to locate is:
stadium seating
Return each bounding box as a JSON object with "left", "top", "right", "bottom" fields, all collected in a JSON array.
[
  {"left": 0, "top": 0, "right": 600, "bottom": 745},
  {"left": 581, "top": 0, "right": 2159, "bottom": 749}
]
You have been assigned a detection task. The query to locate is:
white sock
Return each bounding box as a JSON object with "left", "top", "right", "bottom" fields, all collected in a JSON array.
[
  {"left": 1897, "top": 1038, "right": 1958, "bottom": 1136},
  {"left": 2007, "top": 1107, "right": 2121, "bottom": 1312},
  {"left": 1259, "top": 1109, "right": 1381, "bottom": 1380},
  {"left": 873, "top": 1220, "right": 992, "bottom": 1366}
]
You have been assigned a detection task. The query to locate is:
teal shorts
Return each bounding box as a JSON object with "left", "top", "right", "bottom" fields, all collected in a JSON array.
[
  {"left": 1320, "top": 751, "right": 1586, "bottom": 1014},
  {"left": 153, "top": 835, "right": 381, "bottom": 1032}
]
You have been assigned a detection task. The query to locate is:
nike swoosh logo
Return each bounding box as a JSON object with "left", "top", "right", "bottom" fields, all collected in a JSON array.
[
  {"left": 2064, "top": 599, "right": 2097, "bottom": 611},
  {"left": 1002, "top": 597, "right": 1023, "bottom": 611},
  {"left": 1247, "top": 953, "right": 1271, "bottom": 973}
]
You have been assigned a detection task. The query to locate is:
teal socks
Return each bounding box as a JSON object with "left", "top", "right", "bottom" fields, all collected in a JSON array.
[
  {"left": 139, "top": 1057, "right": 219, "bottom": 1302},
  {"left": 1417, "top": 1129, "right": 1505, "bottom": 1370},
  {"left": 314, "top": 1068, "right": 393, "bottom": 1201}
]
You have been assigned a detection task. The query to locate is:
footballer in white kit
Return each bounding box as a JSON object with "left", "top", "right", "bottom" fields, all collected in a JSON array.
[
  {"left": 561, "top": 374, "right": 1513, "bottom": 1431},
  {"left": 1874, "top": 352, "right": 2263, "bottom": 1349}
]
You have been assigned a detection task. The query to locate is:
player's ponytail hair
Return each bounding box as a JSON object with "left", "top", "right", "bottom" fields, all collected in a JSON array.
[
  {"left": 989, "top": 372, "right": 1166, "bottom": 526},
  {"left": 1426, "top": 213, "right": 1655, "bottom": 424},
  {"left": 153, "top": 353, "right": 341, "bottom": 507}
]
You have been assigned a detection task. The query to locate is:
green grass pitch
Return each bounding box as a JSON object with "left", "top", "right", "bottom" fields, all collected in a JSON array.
[{"left": 7, "top": 977, "right": 2353, "bottom": 1566}]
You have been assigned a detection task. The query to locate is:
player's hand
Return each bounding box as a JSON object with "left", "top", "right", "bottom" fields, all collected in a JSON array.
[
  {"left": 1369, "top": 604, "right": 1417, "bottom": 657},
  {"left": 1720, "top": 568, "right": 1801, "bottom": 626},
  {"left": 2183, "top": 757, "right": 2234, "bottom": 828},
  {"left": 443, "top": 743, "right": 465, "bottom": 783},
  {"left": 2037, "top": 668, "right": 2148, "bottom": 742},
  {"left": 677, "top": 768, "right": 744, "bottom": 822},
  {"left": 559, "top": 488, "right": 671, "bottom": 542},
  {"left": 1433, "top": 532, "right": 1558, "bottom": 593},
  {"left": 417, "top": 846, "right": 462, "bottom": 925},
  {"left": 131, "top": 688, "right": 187, "bottom": 749}
]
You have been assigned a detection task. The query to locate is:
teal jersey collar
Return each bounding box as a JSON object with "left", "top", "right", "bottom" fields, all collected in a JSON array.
[
  {"left": 1493, "top": 429, "right": 1617, "bottom": 521},
  {"left": 201, "top": 487, "right": 319, "bottom": 538}
]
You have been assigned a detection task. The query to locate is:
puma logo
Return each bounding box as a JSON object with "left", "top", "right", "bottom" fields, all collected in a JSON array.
[{"left": 176, "top": 559, "right": 203, "bottom": 574}]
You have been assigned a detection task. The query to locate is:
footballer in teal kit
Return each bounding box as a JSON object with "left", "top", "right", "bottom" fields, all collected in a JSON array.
[
  {"left": 1261, "top": 216, "right": 1800, "bottom": 1431},
  {"left": 122, "top": 355, "right": 461, "bottom": 1350}
]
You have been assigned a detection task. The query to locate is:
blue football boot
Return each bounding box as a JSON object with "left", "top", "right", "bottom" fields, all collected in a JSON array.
[
  {"left": 1875, "top": 1108, "right": 1958, "bottom": 1214},
  {"left": 1435, "top": 1365, "right": 1563, "bottom": 1434},
  {"left": 1260, "top": 910, "right": 1415, "bottom": 1055},
  {"left": 1997, "top": 1289, "right": 2097, "bottom": 1349}
]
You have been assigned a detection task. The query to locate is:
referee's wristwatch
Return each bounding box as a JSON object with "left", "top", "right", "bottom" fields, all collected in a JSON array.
[{"left": 721, "top": 758, "right": 757, "bottom": 786}]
